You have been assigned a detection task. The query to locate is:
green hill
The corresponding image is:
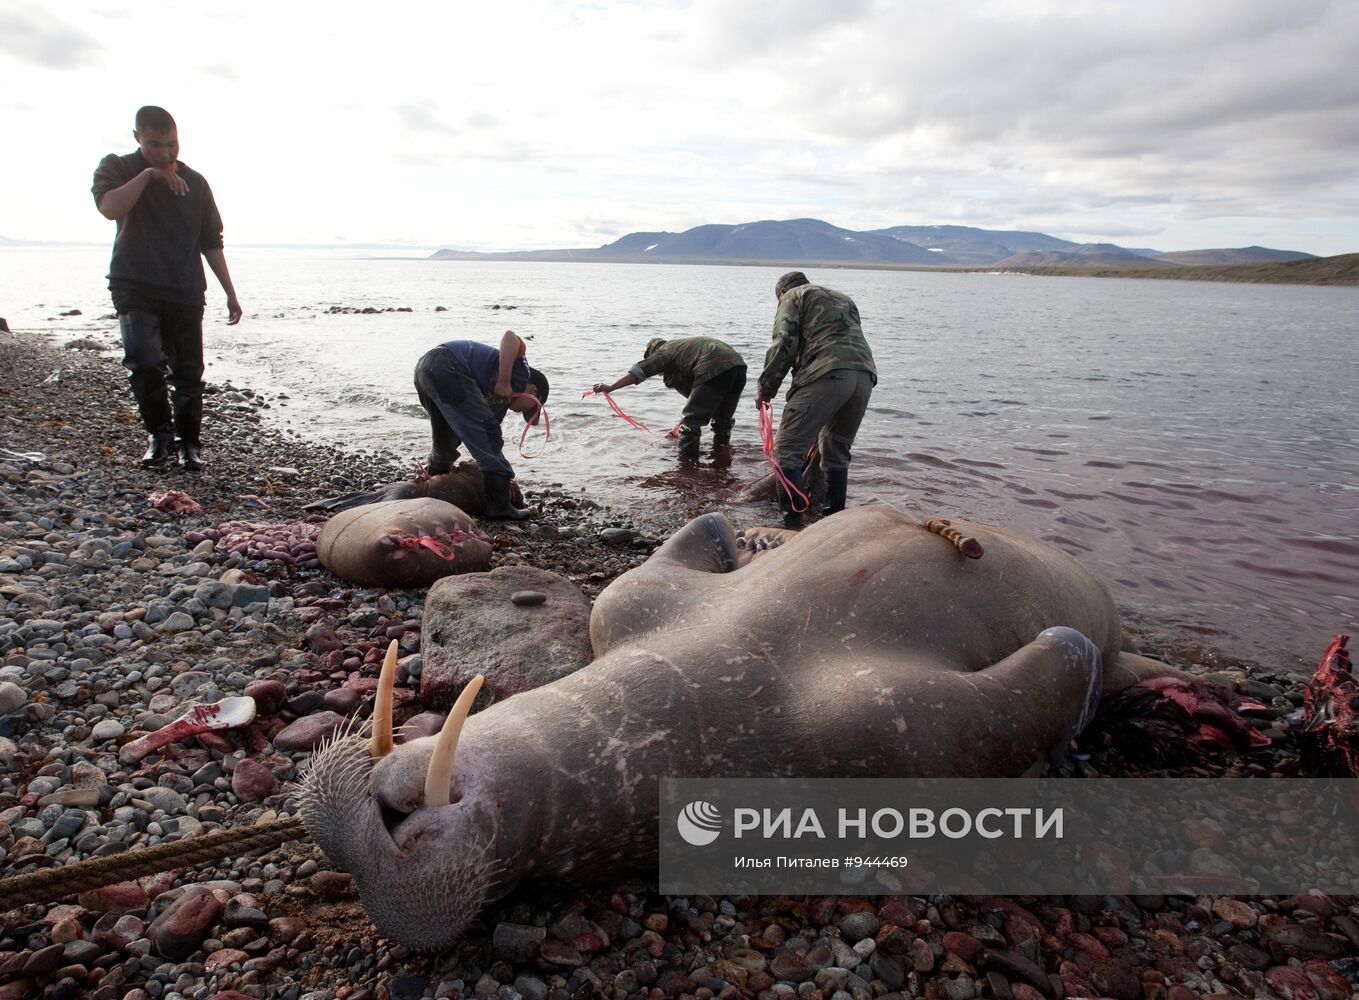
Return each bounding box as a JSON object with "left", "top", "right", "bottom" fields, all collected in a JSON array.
[{"left": 997, "top": 253, "right": 1359, "bottom": 287}]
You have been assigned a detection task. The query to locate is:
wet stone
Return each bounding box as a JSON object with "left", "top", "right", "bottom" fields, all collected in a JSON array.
[
  {"left": 493, "top": 923, "right": 546, "bottom": 962},
  {"left": 769, "top": 951, "right": 813, "bottom": 982},
  {"left": 839, "top": 912, "right": 880, "bottom": 941},
  {"left": 388, "top": 976, "right": 430, "bottom": 1000},
  {"left": 274, "top": 711, "right": 345, "bottom": 751}
]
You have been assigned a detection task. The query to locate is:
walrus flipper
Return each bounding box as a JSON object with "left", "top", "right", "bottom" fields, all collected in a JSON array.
[
  {"left": 302, "top": 489, "right": 388, "bottom": 513},
  {"left": 939, "top": 625, "right": 1104, "bottom": 771}
]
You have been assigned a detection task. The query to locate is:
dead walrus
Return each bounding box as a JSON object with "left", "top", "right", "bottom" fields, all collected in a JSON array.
[
  {"left": 303, "top": 462, "right": 523, "bottom": 516},
  {"left": 315, "top": 498, "right": 493, "bottom": 589},
  {"left": 300, "top": 505, "right": 1171, "bottom": 948}
]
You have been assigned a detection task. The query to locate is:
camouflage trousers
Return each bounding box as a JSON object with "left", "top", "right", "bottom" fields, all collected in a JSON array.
[
  {"left": 773, "top": 369, "right": 874, "bottom": 472},
  {"left": 678, "top": 365, "right": 747, "bottom": 457}
]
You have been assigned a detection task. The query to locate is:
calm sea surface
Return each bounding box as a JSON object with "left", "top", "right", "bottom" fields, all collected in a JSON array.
[{"left": 4, "top": 246, "right": 1356, "bottom": 671}]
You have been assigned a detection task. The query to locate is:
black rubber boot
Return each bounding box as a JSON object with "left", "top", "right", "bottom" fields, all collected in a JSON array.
[
  {"left": 172, "top": 391, "right": 204, "bottom": 471},
  {"left": 177, "top": 441, "right": 204, "bottom": 472},
  {"left": 141, "top": 430, "right": 178, "bottom": 469},
  {"left": 710, "top": 419, "right": 733, "bottom": 449},
  {"left": 483, "top": 472, "right": 533, "bottom": 520},
  {"left": 677, "top": 424, "right": 701, "bottom": 461},
  {"left": 425, "top": 452, "right": 455, "bottom": 476},
  {"left": 777, "top": 465, "right": 807, "bottom": 529},
  {"left": 823, "top": 469, "right": 849, "bottom": 517},
  {"left": 130, "top": 368, "right": 173, "bottom": 436}
]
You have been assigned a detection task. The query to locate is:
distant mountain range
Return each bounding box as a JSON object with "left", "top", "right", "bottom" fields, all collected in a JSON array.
[{"left": 429, "top": 218, "right": 1317, "bottom": 269}]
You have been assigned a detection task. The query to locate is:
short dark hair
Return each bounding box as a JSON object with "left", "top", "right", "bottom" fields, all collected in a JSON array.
[
  {"left": 526, "top": 367, "right": 550, "bottom": 406},
  {"left": 135, "top": 106, "right": 177, "bottom": 134},
  {"left": 775, "top": 271, "right": 810, "bottom": 298}
]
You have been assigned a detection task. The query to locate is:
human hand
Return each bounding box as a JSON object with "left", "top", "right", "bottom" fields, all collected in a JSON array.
[
  {"left": 226, "top": 297, "right": 243, "bottom": 325},
  {"left": 492, "top": 378, "right": 513, "bottom": 403},
  {"left": 147, "top": 166, "right": 189, "bottom": 196},
  {"left": 754, "top": 393, "right": 769, "bottom": 408},
  {"left": 591, "top": 383, "right": 611, "bottom": 395}
]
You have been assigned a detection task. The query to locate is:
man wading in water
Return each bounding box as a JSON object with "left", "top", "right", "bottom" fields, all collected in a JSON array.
[
  {"left": 92, "top": 106, "right": 242, "bottom": 472},
  {"left": 756, "top": 271, "right": 876, "bottom": 528},
  {"left": 592, "top": 336, "right": 747, "bottom": 461},
  {"left": 413, "top": 331, "right": 549, "bottom": 520}
]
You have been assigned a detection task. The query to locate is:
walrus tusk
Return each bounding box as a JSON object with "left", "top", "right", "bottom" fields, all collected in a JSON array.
[
  {"left": 370, "top": 640, "right": 399, "bottom": 758},
  {"left": 925, "top": 518, "right": 984, "bottom": 559},
  {"left": 424, "top": 674, "right": 485, "bottom": 807}
]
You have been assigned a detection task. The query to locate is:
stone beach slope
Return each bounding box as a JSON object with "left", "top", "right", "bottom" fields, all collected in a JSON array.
[{"left": 2, "top": 331, "right": 1357, "bottom": 1000}]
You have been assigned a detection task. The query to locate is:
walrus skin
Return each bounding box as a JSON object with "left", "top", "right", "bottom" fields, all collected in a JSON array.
[
  {"left": 303, "top": 462, "right": 522, "bottom": 515},
  {"left": 299, "top": 505, "right": 1170, "bottom": 949}
]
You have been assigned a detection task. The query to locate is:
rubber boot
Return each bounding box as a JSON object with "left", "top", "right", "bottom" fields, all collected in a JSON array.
[
  {"left": 172, "top": 391, "right": 204, "bottom": 472},
  {"left": 777, "top": 465, "right": 807, "bottom": 529},
  {"left": 130, "top": 369, "right": 173, "bottom": 435},
  {"left": 425, "top": 452, "right": 455, "bottom": 476},
  {"left": 822, "top": 469, "right": 849, "bottom": 517},
  {"left": 141, "top": 429, "right": 178, "bottom": 469},
  {"left": 131, "top": 369, "right": 176, "bottom": 469},
  {"left": 677, "top": 423, "right": 701, "bottom": 461},
  {"left": 710, "top": 418, "right": 733, "bottom": 449},
  {"left": 483, "top": 472, "right": 533, "bottom": 520}
]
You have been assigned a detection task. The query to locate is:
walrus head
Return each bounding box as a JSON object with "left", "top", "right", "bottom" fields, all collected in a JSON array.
[
  {"left": 296, "top": 645, "right": 493, "bottom": 946},
  {"left": 300, "top": 507, "right": 1164, "bottom": 949}
]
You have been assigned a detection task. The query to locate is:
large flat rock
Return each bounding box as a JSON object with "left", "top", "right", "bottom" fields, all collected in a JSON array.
[{"left": 420, "top": 566, "right": 593, "bottom": 708}]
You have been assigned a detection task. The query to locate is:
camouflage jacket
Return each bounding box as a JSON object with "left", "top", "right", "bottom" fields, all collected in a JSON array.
[
  {"left": 629, "top": 336, "right": 746, "bottom": 398},
  {"left": 758, "top": 284, "right": 877, "bottom": 400}
]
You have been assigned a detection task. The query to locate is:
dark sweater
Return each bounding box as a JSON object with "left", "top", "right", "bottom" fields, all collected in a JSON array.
[{"left": 91, "top": 150, "right": 224, "bottom": 302}]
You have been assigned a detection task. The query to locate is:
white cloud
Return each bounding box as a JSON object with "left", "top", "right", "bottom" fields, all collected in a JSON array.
[{"left": 0, "top": 0, "right": 1355, "bottom": 254}]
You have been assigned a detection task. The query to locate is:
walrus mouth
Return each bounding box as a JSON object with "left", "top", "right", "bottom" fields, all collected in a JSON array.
[
  {"left": 301, "top": 641, "right": 485, "bottom": 861},
  {"left": 368, "top": 640, "right": 483, "bottom": 810}
]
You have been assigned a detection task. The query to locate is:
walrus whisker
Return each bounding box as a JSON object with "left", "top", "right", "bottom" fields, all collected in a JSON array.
[
  {"left": 371, "top": 640, "right": 399, "bottom": 758},
  {"left": 424, "top": 674, "right": 484, "bottom": 807}
]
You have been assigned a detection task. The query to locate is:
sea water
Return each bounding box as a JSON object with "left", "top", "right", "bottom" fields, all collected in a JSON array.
[{"left": 3, "top": 245, "right": 1355, "bottom": 670}]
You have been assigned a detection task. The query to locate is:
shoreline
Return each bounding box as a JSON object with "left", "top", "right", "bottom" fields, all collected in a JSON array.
[
  {"left": 2, "top": 331, "right": 1355, "bottom": 999},
  {"left": 416, "top": 255, "right": 1359, "bottom": 288}
]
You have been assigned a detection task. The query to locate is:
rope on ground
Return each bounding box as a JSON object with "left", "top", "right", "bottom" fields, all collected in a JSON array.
[{"left": 0, "top": 815, "right": 309, "bottom": 912}]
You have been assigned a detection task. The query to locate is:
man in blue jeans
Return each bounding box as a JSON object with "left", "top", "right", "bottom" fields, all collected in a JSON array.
[
  {"left": 414, "top": 330, "right": 549, "bottom": 520},
  {"left": 92, "top": 106, "right": 242, "bottom": 471}
]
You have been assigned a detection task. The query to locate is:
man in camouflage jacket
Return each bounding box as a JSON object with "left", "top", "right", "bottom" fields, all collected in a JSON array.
[
  {"left": 592, "top": 336, "right": 747, "bottom": 460},
  {"left": 755, "top": 271, "right": 877, "bottom": 524}
]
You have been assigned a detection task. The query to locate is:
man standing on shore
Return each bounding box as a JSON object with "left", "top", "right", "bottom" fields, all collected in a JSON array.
[
  {"left": 414, "top": 330, "right": 549, "bottom": 520},
  {"left": 591, "top": 336, "right": 747, "bottom": 460},
  {"left": 755, "top": 271, "right": 876, "bottom": 527},
  {"left": 92, "top": 106, "right": 242, "bottom": 471}
]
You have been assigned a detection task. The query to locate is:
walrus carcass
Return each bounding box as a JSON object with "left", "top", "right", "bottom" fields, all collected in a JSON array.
[
  {"left": 303, "top": 462, "right": 523, "bottom": 516},
  {"left": 299, "top": 505, "right": 1170, "bottom": 948}
]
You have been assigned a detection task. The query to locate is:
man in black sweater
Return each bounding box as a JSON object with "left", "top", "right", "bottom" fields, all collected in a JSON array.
[{"left": 92, "top": 106, "right": 242, "bottom": 471}]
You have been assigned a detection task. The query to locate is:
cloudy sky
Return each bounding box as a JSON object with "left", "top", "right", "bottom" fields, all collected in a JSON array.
[{"left": 4, "top": 0, "right": 1357, "bottom": 255}]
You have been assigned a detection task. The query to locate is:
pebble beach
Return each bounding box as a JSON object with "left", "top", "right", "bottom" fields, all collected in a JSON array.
[{"left": 2, "top": 329, "right": 1357, "bottom": 1000}]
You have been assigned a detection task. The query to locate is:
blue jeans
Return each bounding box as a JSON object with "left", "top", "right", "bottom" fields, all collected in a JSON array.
[{"left": 413, "top": 346, "right": 514, "bottom": 479}]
